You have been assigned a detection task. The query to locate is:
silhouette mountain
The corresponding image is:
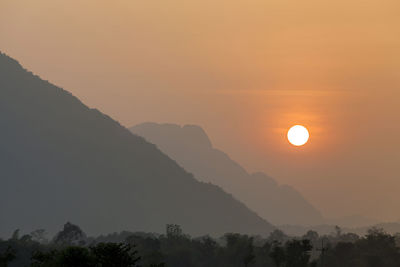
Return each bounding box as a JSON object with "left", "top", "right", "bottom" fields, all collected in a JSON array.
[
  {"left": 325, "top": 215, "right": 380, "bottom": 228},
  {"left": 279, "top": 222, "right": 400, "bottom": 236},
  {"left": 0, "top": 52, "right": 275, "bottom": 237},
  {"left": 130, "top": 123, "right": 324, "bottom": 226}
]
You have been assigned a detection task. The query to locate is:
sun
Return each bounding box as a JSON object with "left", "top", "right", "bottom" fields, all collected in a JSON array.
[{"left": 287, "top": 125, "right": 309, "bottom": 146}]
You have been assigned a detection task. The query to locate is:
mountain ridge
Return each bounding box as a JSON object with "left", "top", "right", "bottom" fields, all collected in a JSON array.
[
  {"left": 0, "top": 52, "right": 274, "bottom": 238},
  {"left": 131, "top": 122, "right": 324, "bottom": 226}
]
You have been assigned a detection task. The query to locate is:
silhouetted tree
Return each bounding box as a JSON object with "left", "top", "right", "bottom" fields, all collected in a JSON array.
[
  {"left": 196, "top": 236, "right": 218, "bottom": 266},
  {"left": 321, "top": 227, "right": 400, "bottom": 267},
  {"left": 334, "top": 226, "right": 342, "bottom": 238},
  {"left": 53, "top": 222, "right": 87, "bottom": 246},
  {"left": 31, "top": 242, "right": 140, "bottom": 267},
  {"left": 90, "top": 243, "right": 140, "bottom": 267},
  {"left": 166, "top": 224, "right": 183, "bottom": 239},
  {"left": 31, "top": 229, "right": 49, "bottom": 244},
  {"left": 59, "top": 246, "right": 93, "bottom": 267},
  {"left": 31, "top": 247, "right": 93, "bottom": 267},
  {"left": 11, "top": 230, "right": 20, "bottom": 241},
  {"left": 126, "top": 235, "right": 164, "bottom": 266},
  {"left": 269, "top": 239, "right": 313, "bottom": 267},
  {"left": 4, "top": 224, "right": 400, "bottom": 267},
  {"left": 268, "top": 230, "right": 288, "bottom": 244},
  {"left": 339, "top": 232, "right": 359, "bottom": 243},
  {"left": 285, "top": 239, "right": 312, "bottom": 267},
  {"left": 302, "top": 231, "right": 319, "bottom": 243},
  {"left": 270, "top": 241, "right": 286, "bottom": 267},
  {"left": 0, "top": 247, "right": 15, "bottom": 267},
  {"left": 31, "top": 250, "right": 59, "bottom": 267},
  {"left": 222, "top": 234, "right": 256, "bottom": 267}
]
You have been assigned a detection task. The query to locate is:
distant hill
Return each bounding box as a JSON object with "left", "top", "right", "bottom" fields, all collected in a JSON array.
[
  {"left": 325, "top": 215, "right": 380, "bottom": 228},
  {"left": 279, "top": 222, "right": 400, "bottom": 236},
  {"left": 0, "top": 52, "right": 275, "bottom": 238},
  {"left": 130, "top": 122, "right": 324, "bottom": 226}
]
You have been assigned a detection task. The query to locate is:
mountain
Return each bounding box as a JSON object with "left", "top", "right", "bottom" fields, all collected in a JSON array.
[
  {"left": 325, "top": 215, "right": 380, "bottom": 228},
  {"left": 130, "top": 123, "right": 324, "bottom": 226},
  {"left": 279, "top": 222, "right": 400, "bottom": 236},
  {"left": 0, "top": 52, "right": 275, "bottom": 238}
]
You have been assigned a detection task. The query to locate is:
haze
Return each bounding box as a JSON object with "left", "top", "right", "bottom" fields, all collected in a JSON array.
[{"left": 1, "top": 0, "right": 400, "bottom": 223}]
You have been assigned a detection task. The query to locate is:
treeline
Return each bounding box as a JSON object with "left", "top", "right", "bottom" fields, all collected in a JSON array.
[{"left": 1, "top": 223, "right": 400, "bottom": 267}]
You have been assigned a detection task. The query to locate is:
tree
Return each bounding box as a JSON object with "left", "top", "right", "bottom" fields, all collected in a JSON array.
[
  {"left": 243, "top": 246, "right": 255, "bottom": 267},
  {"left": 31, "top": 250, "right": 59, "bottom": 267},
  {"left": 334, "top": 226, "right": 342, "bottom": 238},
  {"left": 90, "top": 243, "right": 140, "bottom": 267},
  {"left": 394, "top": 233, "right": 400, "bottom": 248},
  {"left": 166, "top": 224, "right": 183, "bottom": 239},
  {"left": 269, "top": 239, "right": 313, "bottom": 267},
  {"left": 31, "top": 247, "right": 93, "bottom": 267},
  {"left": 222, "top": 233, "right": 256, "bottom": 267},
  {"left": 0, "top": 247, "right": 15, "bottom": 267},
  {"left": 285, "top": 239, "right": 313, "bottom": 267},
  {"left": 53, "top": 222, "right": 87, "bottom": 246},
  {"left": 31, "top": 229, "right": 49, "bottom": 244},
  {"left": 302, "top": 231, "right": 319, "bottom": 243},
  {"left": 11, "top": 229, "right": 20, "bottom": 241},
  {"left": 321, "top": 227, "right": 400, "bottom": 267},
  {"left": 59, "top": 247, "right": 93, "bottom": 267},
  {"left": 126, "top": 235, "right": 164, "bottom": 267},
  {"left": 339, "top": 233, "right": 359, "bottom": 243},
  {"left": 270, "top": 241, "right": 286, "bottom": 267},
  {"left": 196, "top": 236, "right": 217, "bottom": 266},
  {"left": 31, "top": 243, "right": 141, "bottom": 267},
  {"left": 268, "top": 230, "right": 288, "bottom": 244}
]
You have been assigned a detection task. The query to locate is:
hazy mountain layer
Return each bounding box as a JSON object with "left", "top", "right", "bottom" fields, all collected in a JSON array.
[
  {"left": 0, "top": 52, "right": 274, "bottom": 238},
  {"left": 279, "top": 222, "right": 400, "bottom": 236},
  {"left": 131, "top": 123, "right": 324, "bottom": 226}
]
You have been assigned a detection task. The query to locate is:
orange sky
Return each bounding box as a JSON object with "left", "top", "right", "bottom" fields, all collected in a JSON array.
[{"left": 1, "top": 0, "right": 400, "bottom": 222}]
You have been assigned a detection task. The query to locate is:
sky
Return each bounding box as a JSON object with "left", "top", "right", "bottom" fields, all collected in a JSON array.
[{"left": 1, "top": 0, "right": 400, "bottom": 223}]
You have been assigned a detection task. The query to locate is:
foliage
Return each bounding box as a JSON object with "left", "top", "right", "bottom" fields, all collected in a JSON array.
[
  {"left": 31, "top": 243, "right": 140, "bottom": 267},
  {"left": 53, "top": 223, "right": 87, "bottom": 246},
  {"left": 2, "top": 223, "right": 400, "bottom": 267},
  {"left": 0, "top": 247, "right": 15, "bottom": 267},
  {"left": 321, "top": 227, "right": 400, "bottom": 267},
  {"left": 270, "top": 240, "right": 313, "bottom": 267},
  {"left": 91, "top": 243, "right": 140, "bottom": 267}
]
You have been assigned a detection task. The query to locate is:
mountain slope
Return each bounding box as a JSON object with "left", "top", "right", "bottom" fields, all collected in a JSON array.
[
  {"left": 0, "top": 52, "right": 274, "bottom": 237},
  {"left": 130, "top": 123, "right": 324, "bottom": 226}
]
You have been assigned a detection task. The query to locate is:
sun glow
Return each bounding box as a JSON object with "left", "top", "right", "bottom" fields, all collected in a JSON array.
[{"left": 287, "top": 125, "right": 309, "bottom": 146}]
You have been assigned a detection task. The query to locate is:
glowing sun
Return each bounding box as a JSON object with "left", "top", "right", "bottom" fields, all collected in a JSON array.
[{"left": 287, "top": 125, "right": 309, "bottom": 146}]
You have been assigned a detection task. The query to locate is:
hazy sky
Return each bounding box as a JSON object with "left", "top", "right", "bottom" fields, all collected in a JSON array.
[{"left": 1, "top": 0, "right": 400, "bottom": 222}]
